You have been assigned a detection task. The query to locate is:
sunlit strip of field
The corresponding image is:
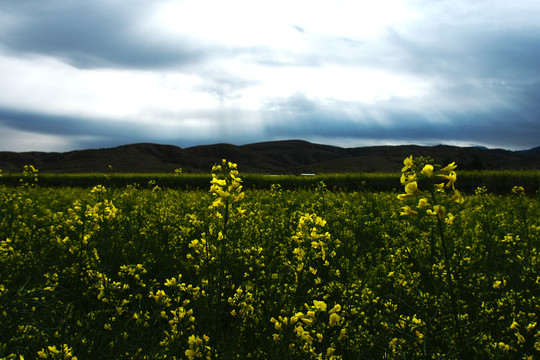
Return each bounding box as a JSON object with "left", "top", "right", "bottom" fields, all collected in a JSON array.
[{"left": 1, "top": 170, "right": 539, "bottom": 193}]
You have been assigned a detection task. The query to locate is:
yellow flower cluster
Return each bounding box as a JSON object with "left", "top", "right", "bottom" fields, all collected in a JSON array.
[
  {"left": 209, "top": 159, "right": 245, "bottom": 216},
  {"left": 37, "top": 344, "right": 77, "bottom": 359},
  {"left": 270, "top": 300, "right": 345, "bottom": 359},
  {"left": 398, "top": 155, "right": 463, "bottom": 220},
  {"left": 0, "top": 162, "right": 538, "bottom": 359},
  {"left": 19, "top": 164, "right": 39, "bottom": 188}
]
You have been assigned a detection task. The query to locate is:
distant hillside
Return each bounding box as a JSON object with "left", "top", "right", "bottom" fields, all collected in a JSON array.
[{"left": 1, "top": 140, "right": 540, "bottom": 173}]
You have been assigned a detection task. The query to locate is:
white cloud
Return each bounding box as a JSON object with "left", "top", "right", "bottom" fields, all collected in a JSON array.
[
  {"left": 0, "top": 0, "right": 539, "bottom": 151},
  {"left": 152, "top": 0, "right": 416, "bottom": 48},
  {"left": 0, "top": 52, "right": 223, "bottom": 119}
]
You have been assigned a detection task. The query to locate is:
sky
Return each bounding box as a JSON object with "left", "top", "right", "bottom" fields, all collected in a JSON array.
[{"left": 1, "top": 0, "right": 539, "bottom": 152}]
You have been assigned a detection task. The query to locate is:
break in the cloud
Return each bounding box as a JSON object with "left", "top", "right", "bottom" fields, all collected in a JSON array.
[{"left": 0, "top": 0, "right": 539, "bottom": 152}]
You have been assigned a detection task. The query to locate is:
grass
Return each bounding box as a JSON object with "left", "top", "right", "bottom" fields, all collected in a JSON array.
[{"left": 1, "top": 170, "right": 540, "bottom": 194}]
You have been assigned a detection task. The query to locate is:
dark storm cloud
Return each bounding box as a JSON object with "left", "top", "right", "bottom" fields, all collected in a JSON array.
[
  {"left": 0, "top": 106, "right": 186, "bottom": 151},
  {"left": 262, "top": 93, "right": 540, "bottom": 150},
  {"left": 384, "top": 25, "right": 540, "bottom": 80},
  {"left": 0, "top": 107, "right": 136, "bottom": 137},
  {"left": 0, "top": 105, "right": 264, "bottom": 151},
  {"left": 0, "top": 107, "right": 179, "bottom": 152},
  {"left": 0, "top": 0, "right": 205, "bottom": 69},
  {"left": 298, "top": 23, "right": 540, "bottom": 86}
]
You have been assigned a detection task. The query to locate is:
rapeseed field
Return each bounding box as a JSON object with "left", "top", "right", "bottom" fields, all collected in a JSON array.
[{"left": 0, "top": 158, "right": 538, "bottom": 359}]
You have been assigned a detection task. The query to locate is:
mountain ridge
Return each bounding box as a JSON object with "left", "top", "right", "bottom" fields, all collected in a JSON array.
[{"left": 1, "top": 140, "right": 539, "bottom": 173}]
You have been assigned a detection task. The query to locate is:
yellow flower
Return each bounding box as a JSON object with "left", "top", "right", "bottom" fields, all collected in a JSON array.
[
  {"left": 434, "top": 183, "right": 445, "bottom": 192},
  {"left": 48, "top": 346, "right": 60, "bottom": 355},
  {"left": 440, "top": 162, "right": 457, "bottom": 172},
  {"left": 445, "top": 171, "right": 457, "bottom": 188},
  {"left": 299, "top": 331, "right": 314, "bottom": 344},
  {"left": 401, "top": 155, "right": 413, "bottom": 172},
  {"left": 510, "top": 320, "right": 519, "bottom": 330},
  {"left": 215, "top": 189, "right": 230, "bottom": 198},
  {"left": 398, "top": 181, "right": 422, "bottom": 200},
  {"left": 397, "top": 193, "right": 415, "bottom": 200},
  {"left": 329, "top": 312, "right": 341, "bottom": 326},
  {"left": 427, "top": 205, "right": 445, "bottom": 220},
  {"left": 400, "top": 172, "right": 416, "bottom": 185},
  {"left": 327, "top": 347, "right": 335, "bottom": 356},
  {"left": 313, "top": 300, "right": 327, "bottom": 312},
  {"left": 405, "top": 181, "right": 422, "bottom": 195},
  {"left": 451, "top": 189, "right": 464, "bottom": 204},
  {"left": 400, "top": 172, "right": 407, "bottom": 184},
  {"left": 188, "top": 335, "right": 202, "bottom": 346},
  {"left": 185, "top": 349, "right": 197, "bottom": 360},
  {"left": 417, "top": 198, "right": 429, "bottom": 208},
  {"left": 210, "top": 178, "right": 227, "bottom": 187},
  {"left": 400, "top": 206, "right": 418, "bottom": 216},
  {"left": 329, "top": 304, "right": 341, "bottom": 314},
  {"left": 434, "top": 205, "right": 446, "bottom": 220},
  {"left": 421, "top": 164, "right": 434, "bottom": 177},
  {"left": 270, "top": 317, "right": 282, "bottom": 330}
]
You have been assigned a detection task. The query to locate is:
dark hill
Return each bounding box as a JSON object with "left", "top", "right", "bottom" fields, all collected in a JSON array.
[{"left": 1, "top": 140, "right": 539, "bottom": 173}]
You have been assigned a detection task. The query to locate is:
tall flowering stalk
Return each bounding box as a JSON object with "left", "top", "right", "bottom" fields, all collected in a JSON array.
[
  {"left": 207, "top": 159, "right": 246, "bottom": 358},
  {"left": 209, "top": 159, "right": 246, "bottom": 222},
  {"left": 397, "top": 155, "right": 466, "bottom": 356},
  {"left": 209, "top": 159, "right": 245, "bottom": 296},
  {"left": 20, "top": 164, "right": 39, "bottom": 189}
]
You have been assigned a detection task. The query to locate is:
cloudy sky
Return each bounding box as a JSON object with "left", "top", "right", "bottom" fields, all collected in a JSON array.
[{"left": 1, "top": 0, "right": 539, "bottom": 152}]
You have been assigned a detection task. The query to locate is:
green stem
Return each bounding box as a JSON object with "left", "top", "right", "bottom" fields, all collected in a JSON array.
[
  {"left": 213, "top": 195, "right": 230, "bottom": 359},
  {"left": 429, "top": 190, "right": 466, "bottom": 356},
  {"left": 435, "top": 216, "right": 465, "bottom": 354},
  {"left": 516, "top": 196, "right": 532, "bottom": 268}
]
